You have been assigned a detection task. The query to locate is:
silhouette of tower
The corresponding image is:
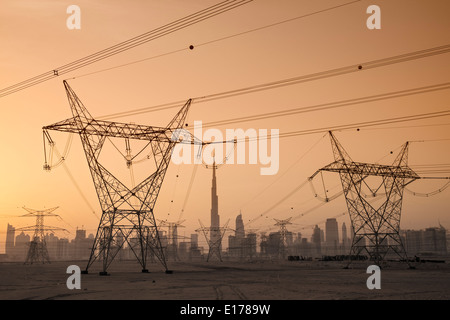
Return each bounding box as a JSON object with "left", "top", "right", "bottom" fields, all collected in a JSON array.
[
  {"left": 312, "top": 225, "right": 322, "bottom": 256},
  {"left": 197, "top": 219, "right": 229, "bottom": 262},
  {"left": 42, "top": 81, "right": 203, "bottom": 275},
  {"left": 274, "top": 218, "right": 292, "bottom": 259},
  {"left": 342, "top": 222, "right": 348, "bottom": 249},
  {"left": 210, "top": 161, "right": 221, "bottom": 253},
  {"left": 325, "top": 218, "right": 339, "bottom": 254},
  {"left": 310, "top": 131, "right": 422, "bottom": 267},
  {"left": 16, "top": 207, "right": 65, "bottom": 264},
  {"left": 235, "top": 211, "right": 245, "bottom": 239},
  {"left": 5, "top": 224, "right": 15, "bottom": 257}
]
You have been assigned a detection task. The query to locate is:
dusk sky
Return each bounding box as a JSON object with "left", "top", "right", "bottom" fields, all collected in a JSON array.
[{"left": 1, "top": 0, "right": 449, "bottom": 252}]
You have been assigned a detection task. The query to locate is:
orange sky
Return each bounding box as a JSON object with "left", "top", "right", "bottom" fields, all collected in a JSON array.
[{"left": 1, "top": 0, "right": 449, "bottom": 252}]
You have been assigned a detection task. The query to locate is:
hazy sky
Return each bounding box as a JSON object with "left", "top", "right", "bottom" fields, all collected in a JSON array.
[{"left": 1, "top": 0, "right": 449, "bottom": 252}]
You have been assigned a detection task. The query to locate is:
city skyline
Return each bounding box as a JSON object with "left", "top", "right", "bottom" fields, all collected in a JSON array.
[
  {"left": 3, "top": 211, "right": 448, "bottom": 262},
  {"left": 1, "top": 0, "right": 449, "bottom": 256}
]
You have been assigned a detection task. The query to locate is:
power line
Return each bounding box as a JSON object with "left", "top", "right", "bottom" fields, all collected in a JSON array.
[
  {"left": 232, "top": 133, "right": 327, "bottom": 214},
  {"left": 96, "top": 45, "right": 450, "bottom": 121},
  {"left": 197, "top": 82, "right": 450, "bottom": 129},
  {"left": 69, "top": 0, "right": 363, "bottom": 81},
  {"left": 178, "top": 108, "right": 450, "bottom": 144},
  {"left": 0, "top": 0, "right": 254, "bottom": 98},
  {"left": 272, "top": 109, "right": 450, "bottom": 141}
]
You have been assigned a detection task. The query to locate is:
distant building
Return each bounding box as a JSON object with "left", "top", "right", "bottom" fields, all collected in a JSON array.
[
  {"left": 189, "top": 233, "right": 202, "bottom": 260},
  {"left": 45, "top": 233, "right": 59, "bottom": 260},
  {"left": 312, "top": 225, "right": 322, "bottom": 256},
  {"left": 341, "top": 222, "right": 348, "bottom": 248},
  {"left": 235, "top": 212, "right": 245, "bottom": 239},
  {"left": 401, "top": 225, "right": 447, "bottom": 256},
  {"left": 3, "top": 223, "right": 97, "bottom": 262},
  {"left": 422, "top": 227, "right": 447, "bottom": 254},
  {"left": 228, "top": 212, "right": 257, "bottom": 260},
  {"left": 5, "top": 224, "right": 15, "bottom": 257},
  {"left": 71, "top": 227, "right": 94, "bottom": 260},
  {"left": 191, "top": 233, "right": 198, "bottom": 249},
  {"left": 325, "top": 218, "right": 339, "bottom": 255},
  {"left": 210, "top": 163, "right": 221, "bottom": 253},
  {"left": 15, "top": 232, "right": 30, "bottom": 260}
]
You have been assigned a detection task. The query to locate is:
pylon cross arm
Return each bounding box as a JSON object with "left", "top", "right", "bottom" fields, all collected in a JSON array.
[
  {"left": 319, "top": 161, "right": 420, "bottom": 179},
  {"left": 45, "top": 117, "right": 178, "bottom": 141}
]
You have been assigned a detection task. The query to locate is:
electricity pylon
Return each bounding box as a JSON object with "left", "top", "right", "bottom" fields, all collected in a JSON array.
[
  {"left": 158, "top": 219, "right": 186, "bottom": 261},
  {"left": 274, "top": 218, "right": 292, "bottom": 260},
  {"left": 17, "top": 207, "right": 66, "bottom": 264},
  {"left": 43, "top": 81, "right": 203, "bottom": 275},
  {"left": 196, "top": 219, "right": 230, "bottom": 262},
  {"left": 310, "top": 131, "right": 420, "bottom": 267}
]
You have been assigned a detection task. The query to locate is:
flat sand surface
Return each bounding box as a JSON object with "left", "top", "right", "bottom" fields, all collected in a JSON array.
[{"left": 1, "top": 259, "right": 449, "bottom": 300}]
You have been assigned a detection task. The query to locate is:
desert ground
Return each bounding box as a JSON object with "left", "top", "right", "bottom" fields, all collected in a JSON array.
[{"left": 0, "top": 258, "right": 449, "bottom": 300}]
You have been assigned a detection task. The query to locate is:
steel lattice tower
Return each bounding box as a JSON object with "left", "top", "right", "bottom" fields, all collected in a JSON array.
[
  {"left": 17, "top": 207, "right": 65, "bottom": 264},
  {"left": 43, "top": 81, "right": 202, "bottom": 275},
  {"left": 274, "top": 218, "right": 292, "bottom": 260},
  {"left": 196, "top": 220, "right": 230, "bottom": 262},
  {"left": 159, "top": 220, "right": 185, "bottom": 261},
  {"left": 310, "top": 131, "right": 420, "bottom": 267}
]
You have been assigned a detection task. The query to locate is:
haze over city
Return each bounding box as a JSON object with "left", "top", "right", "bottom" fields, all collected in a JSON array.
[{"left": 0, "top": 0, "right": 449, "bottom": 263}]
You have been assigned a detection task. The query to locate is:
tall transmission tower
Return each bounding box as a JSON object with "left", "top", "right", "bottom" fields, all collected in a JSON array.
[
  {"left": 196, "top": 219, "right": 230, "bottom": 262},
  {"left": 17, "top": 207, "right": 66, "bottom": 264},
  {"left": 42, "top": 80, "right": 203, "bottom": 275},
  {"left": 158, "top": 219, "right": 186, "bottom": 261},
  {"left": 274, "top": 218, "right": 292, "bottom": 260},
  {"left": 310, "top": 131, "right": 422, "bottom": 267}
]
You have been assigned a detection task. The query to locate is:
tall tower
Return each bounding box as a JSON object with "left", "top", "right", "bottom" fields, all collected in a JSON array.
[
  {"left": 325, "top": 218, "right": 339, "bottom": 254},
  {"left": 309, "top": 131, "right": 422, "bottom": 267},
  {"left": 42, "top": 81, "right": 203, "bottom": 274},
  {"left": 342, "top": 222, "right": 348, "bottom": 249},
  {"left": 5, "top": 224, "right": 15, "bottom": 257},
  {"left": 16, "top": 207, "right": 66, "bottom": 264},
  {"left": 210, "top": 162, "right": 221, "bottom": 252},
  {"left": 312, "top": 225, "right": 322, "bottom": 256},
  {"left": 235, "top": 211, "right": 245, "bottom": 239}
]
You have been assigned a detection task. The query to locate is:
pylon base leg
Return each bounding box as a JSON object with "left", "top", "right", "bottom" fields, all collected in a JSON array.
[
  {"left": 142, "top": 269, "right": 149, "bottom": 273},
  {"left": 81, "top": 270, "right": 88, "bottom": 274},
  {"left": 165, "top": 270, "right": 173, "bottom": 274},
  {"left": 99, "top": 271, "right": 109, "bottom": 276}
]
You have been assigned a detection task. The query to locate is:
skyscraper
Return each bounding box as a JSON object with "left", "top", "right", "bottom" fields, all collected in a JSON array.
[
  {"left": 312, "top": 225, "right": 322, "bottom": 256},
  {"left": 235, "top": 211, "right": 245, "bottom": 239},
  {"left": 210, "top": 162, "right": 221, "bottom": 251},
  {"left": 5, "top": 224, "right": 15, "bottom": 257},
  {"left": 342, "top": 222, "right": 348, "bottom": 251},
  {"left": 326, "top": 218, "right": 339, "bottom": 255},
  {"left": 228, "top": 211, "right": 246, "bottom": 258}
]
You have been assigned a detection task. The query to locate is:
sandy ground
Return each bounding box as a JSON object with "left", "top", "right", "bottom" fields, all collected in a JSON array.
[{"left": 0, "top": 259, "right": 449, "bottom": 300}]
